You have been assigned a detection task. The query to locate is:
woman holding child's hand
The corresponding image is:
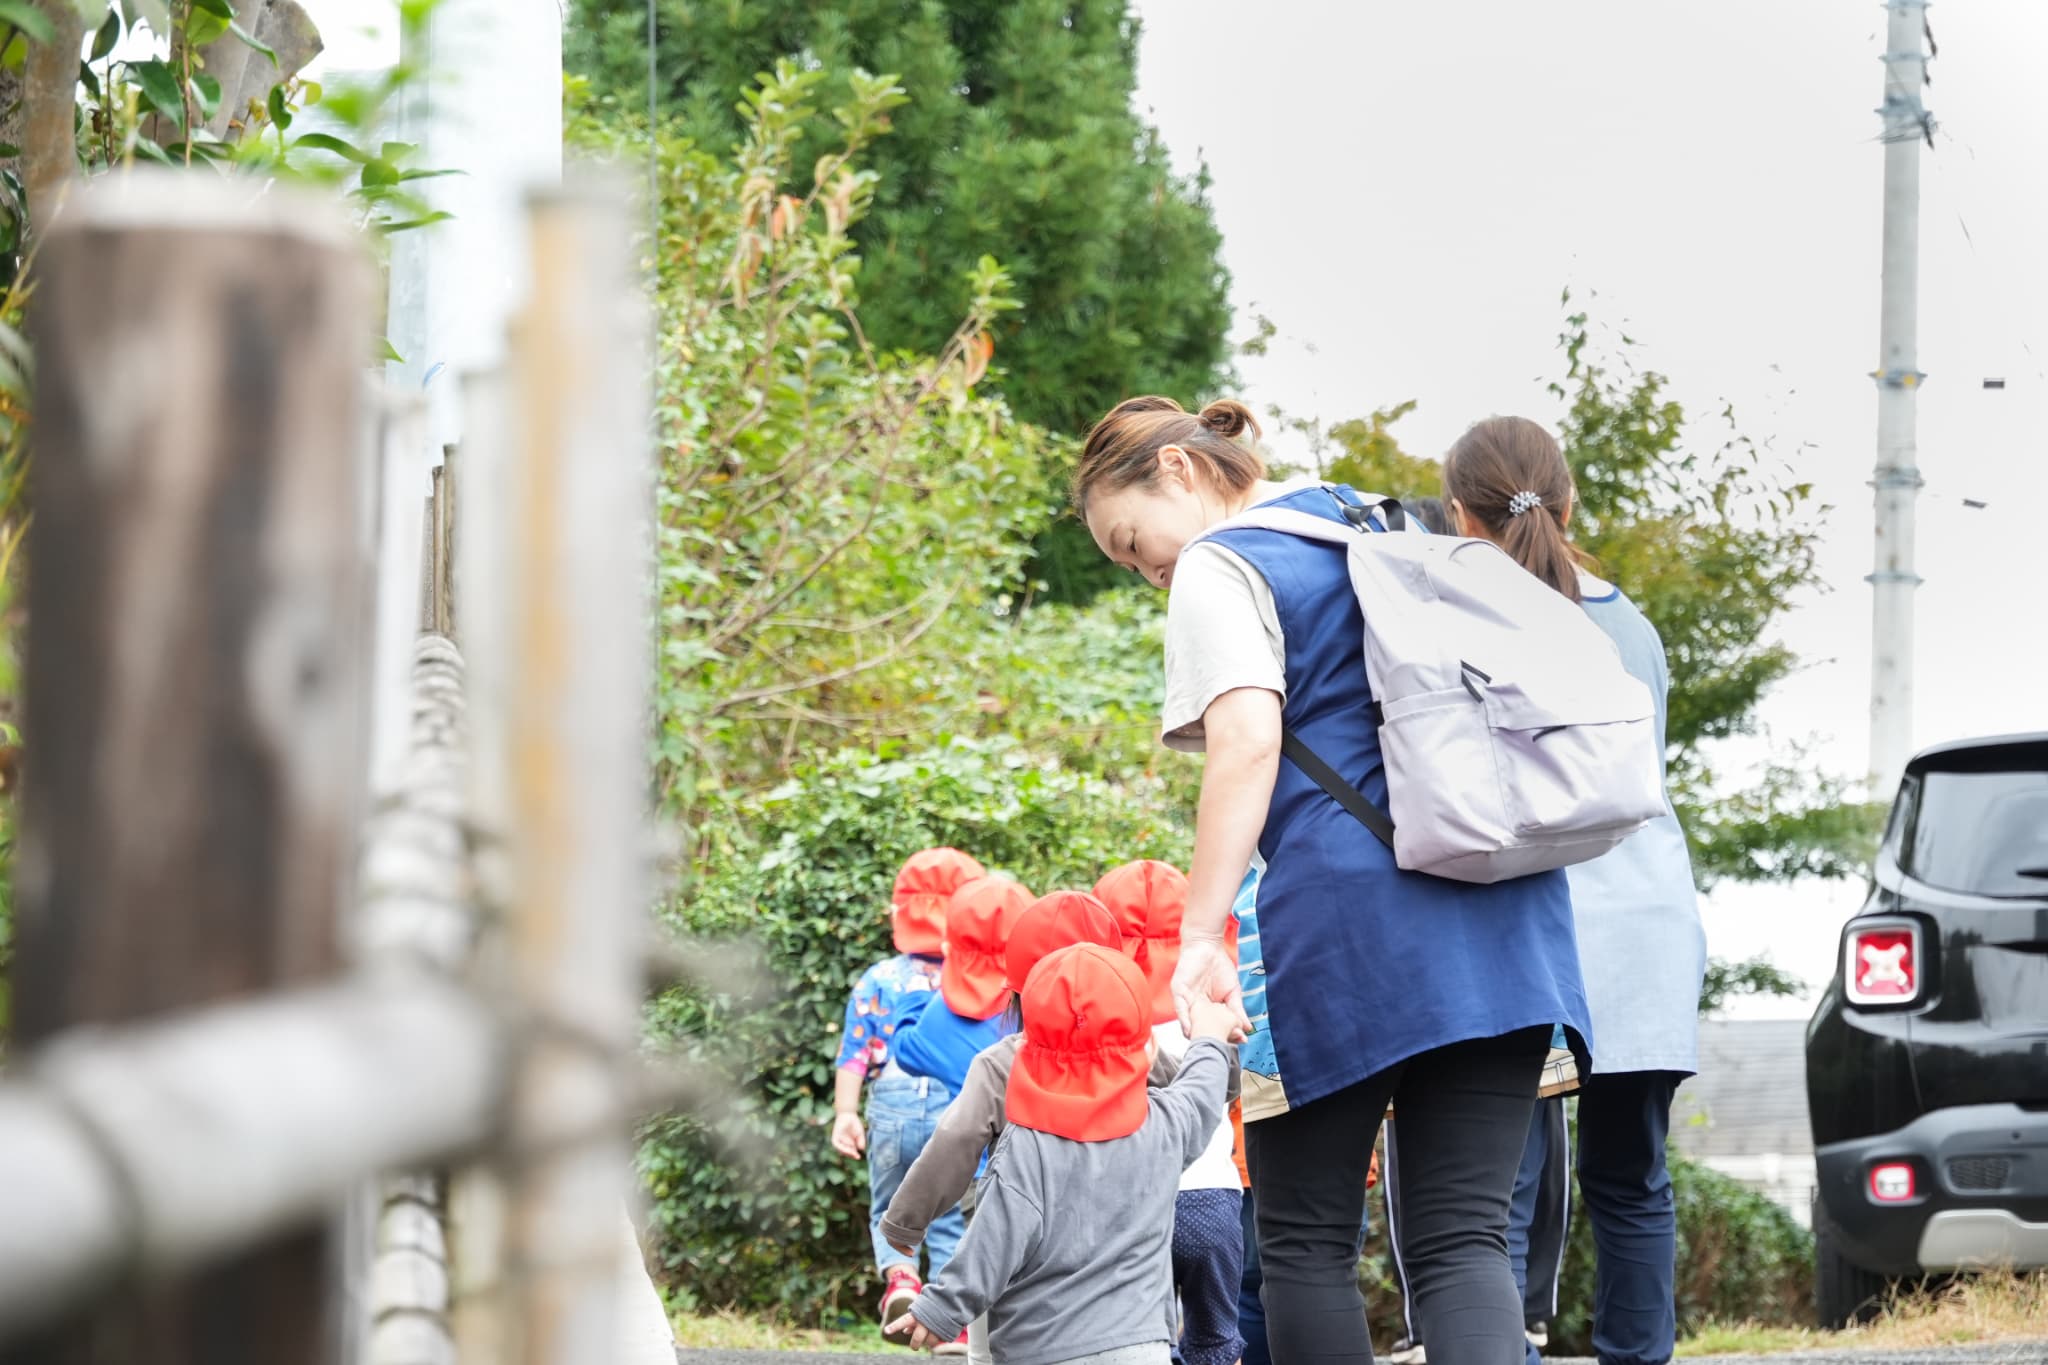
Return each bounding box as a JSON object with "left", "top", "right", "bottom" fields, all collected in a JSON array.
[
  {"left": 1074, "top": 396, "right": 1592, "bottom": 1365},
  {"left": 1172, "top": 930, "right": 1246, "bottom": 1040}
]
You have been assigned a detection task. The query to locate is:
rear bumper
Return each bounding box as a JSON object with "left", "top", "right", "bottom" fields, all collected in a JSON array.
[
  {"left": 1917, "top": 1209, "right": 2048, "bottom": 1269},
  {"left": 1815, "top": 1102, "right": 2048, "bottom": 1275}
]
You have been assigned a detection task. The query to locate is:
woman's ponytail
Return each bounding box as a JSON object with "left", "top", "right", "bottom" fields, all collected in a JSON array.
[{"left": 1441, "top": 416, "right": 1588, "bottom": 602}]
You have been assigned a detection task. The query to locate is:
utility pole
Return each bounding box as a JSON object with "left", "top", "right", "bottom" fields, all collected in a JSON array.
[{"left": 1867, "top": 0, "right": 1934, "bottom": 796}]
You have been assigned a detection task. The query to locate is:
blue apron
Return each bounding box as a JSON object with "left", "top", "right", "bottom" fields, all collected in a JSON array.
[{"left": 1209, "top": 485, "right": 1593, "bottom": 1118}]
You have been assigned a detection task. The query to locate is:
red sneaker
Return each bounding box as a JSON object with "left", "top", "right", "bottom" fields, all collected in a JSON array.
[
  {"left": 933, "top": 1327, "right": 970, "bottom": 1358},
  {"left": 878, "top": 1267, "right": 923, "bottom": 1346}
]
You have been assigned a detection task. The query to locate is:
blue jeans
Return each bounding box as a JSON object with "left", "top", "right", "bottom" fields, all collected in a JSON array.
[
  {"left": 1574, "top": 1072, "right": 1682, "bottom": 1365},
  {"left": 866, "top": 1069, "right": 965, "bottom": 1278}
]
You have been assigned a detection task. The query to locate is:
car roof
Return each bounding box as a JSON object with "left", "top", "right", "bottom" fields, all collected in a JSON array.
[{"left": 1907, "top": 731, "right": 2048, "bottom": 773}]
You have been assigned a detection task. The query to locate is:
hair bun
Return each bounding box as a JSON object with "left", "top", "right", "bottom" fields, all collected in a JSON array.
[{"left": 1199, "top": 398, "right": 1259, "bottom": 441}]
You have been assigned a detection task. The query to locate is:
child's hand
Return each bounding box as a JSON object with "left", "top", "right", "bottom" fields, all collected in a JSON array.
[
  {"left": 831, "top": 1112, "right": 866, "bottom": 1159},
  {"left": 884, "top": 1314, "right": 946, "bottom": 1351},
  {"left": 1189, "top": 996, "right": 1249, "bottom": 1044}
]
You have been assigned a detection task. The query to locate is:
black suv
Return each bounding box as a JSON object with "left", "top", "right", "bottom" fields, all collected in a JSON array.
[{"left": 1806, "top": 733, "right": 2048, "bottom": 1327}]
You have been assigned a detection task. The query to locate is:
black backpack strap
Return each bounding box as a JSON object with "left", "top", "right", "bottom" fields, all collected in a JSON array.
[
  {"left": 1280, "top": 728, "right": 1396, "bottom": 850},
  {"left": 1325, "top": 485, "right": 1408, "bottom": 533}
]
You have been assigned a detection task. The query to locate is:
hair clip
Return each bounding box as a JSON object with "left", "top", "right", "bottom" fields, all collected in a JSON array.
[{"left": 1508, "top": 490, "right": 1543, "bottom": 517}]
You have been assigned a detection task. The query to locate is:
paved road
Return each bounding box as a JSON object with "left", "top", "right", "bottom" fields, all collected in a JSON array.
[{"left": 679, "top": 1345, "right": 2048, "bottom": 1365}]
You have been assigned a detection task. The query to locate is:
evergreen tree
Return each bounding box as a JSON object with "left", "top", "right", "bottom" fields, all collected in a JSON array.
[{"left": 569, "top": 0, "right": 1233, "bottom": 441}]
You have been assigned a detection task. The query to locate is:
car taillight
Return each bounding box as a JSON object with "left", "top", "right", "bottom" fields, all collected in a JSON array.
[
  {"left": 1870, "top": 1162, "right": 1916, "bottom": 1202},
  {"left": 1845, "top": 922, "right": 1921, "bottom": 1006}
]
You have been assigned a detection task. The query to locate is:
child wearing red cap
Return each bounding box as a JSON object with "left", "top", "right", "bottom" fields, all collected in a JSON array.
[
  {"left": 831, "top": 847, "right": 988, "bottom": 1343},
  {"left": 894, "top": 876, "right": 1036, "bottom": 1096},
  {"left": 880, "top": 890, "right": 1233, "bottom": 1257},
  {"left": 890, "top": 943, "right": 1242, "bottom": 1365},
  {"left": 1098, "top": 860, "right": 1245, "bottom": 1365}
]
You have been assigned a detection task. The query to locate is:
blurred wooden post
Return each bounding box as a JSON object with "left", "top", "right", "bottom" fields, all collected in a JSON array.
[
  {"left": 10, "top": 175, "right": 369, "bottom": 1363},
  {"left": 448, "top": 364, "right": 514, "bottom": 1364},
  {"left": 497, "top": 183, "right": 652, "bottom": 1365},
  {"left": 434, "top": 448, "right": 458, "bottom": 638},
  {"left": 369, "top": 398, "right": 433, "bottom": 796}
]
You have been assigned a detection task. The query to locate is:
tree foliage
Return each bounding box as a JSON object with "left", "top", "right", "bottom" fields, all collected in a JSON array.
[
  {"left": 566, "top": 0, "right": 1233, "bottom": 439},
  {"left": 1699, "top": 954, "right": 1807, "bottom": 1014},
  {"left": 1304, "top": 399, "right": 1448, "bottom": 499},
  {"left": 566, "top": 0, "right": 1237, "bottom": 610},
  {"left": 1547, "top": 306, "right": 1886, "bottom": 883},
  {"left": 571, "top": 68, "right": 1060, "bottom": 823}
]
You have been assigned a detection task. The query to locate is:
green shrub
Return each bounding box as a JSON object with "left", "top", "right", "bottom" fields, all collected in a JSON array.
[
  {"left": 1549, "top": 1146, "right": 1811, "bottom": 1354},
  {"left": 1668, "top": 1151, "right": 1813, "bottom": 1336},
  {"left": 570, "top": 69, "right": 1060, "bottom": 826},
  {"left": 640, "top": 737, "right": 1190, "bottom": 1319}
]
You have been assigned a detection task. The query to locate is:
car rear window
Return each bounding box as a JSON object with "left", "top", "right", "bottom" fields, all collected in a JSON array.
[{"left": 1904, "top": 765, "right": 2048, "bottom": 897}]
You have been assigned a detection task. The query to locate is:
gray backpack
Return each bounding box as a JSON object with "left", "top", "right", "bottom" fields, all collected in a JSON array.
[{"left": 1209, "top": 493, "right": 1664, "bottom": 884}]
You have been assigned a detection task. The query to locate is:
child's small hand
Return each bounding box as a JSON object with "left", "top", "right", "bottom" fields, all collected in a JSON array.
[
  {"left": 884, "top": 1314, "right": 945, "bottom": 1351},
  {"left": 1189, "top": 997, "right": 1249, "bottom": 1044},
  {"left": 830, "top": 1112, "right": 866, "bottom": 1159}
]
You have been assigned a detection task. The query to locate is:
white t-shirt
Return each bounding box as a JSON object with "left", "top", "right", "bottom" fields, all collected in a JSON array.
[
  {"left": 1161, "top": 541, "right": 1288, "bottom": 752},
  {"left": 1153, "top": 1021, "right": 1243, "bottom": 1190}
]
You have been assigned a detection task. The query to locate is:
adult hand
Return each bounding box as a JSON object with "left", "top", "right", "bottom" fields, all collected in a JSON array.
[
  {"left": 1173, "top": 936, "right": 1249, "bottom": 1042},
  {"left": 830, "top": 1111, "right": 866, "bottom": 1159},
  {"left": 883, "top": 1314, "right": 945, "bottom": 1351}
]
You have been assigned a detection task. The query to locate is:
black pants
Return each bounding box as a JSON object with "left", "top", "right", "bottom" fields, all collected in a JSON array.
[
  {"left": 1384, "top": 1100, "right": 1569, "bottom": 1347},
  {"left": 1245, "top": 1027, "right": 1550, "bottom": 1365}
]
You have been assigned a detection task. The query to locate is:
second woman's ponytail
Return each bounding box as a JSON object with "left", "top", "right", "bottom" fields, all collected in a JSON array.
[
  {"left": 1495, "top": 491, "right": 1582, "bottom": 602},
  {"left": 1442, "top": 417, "right": 1588, "bottom": 602}
]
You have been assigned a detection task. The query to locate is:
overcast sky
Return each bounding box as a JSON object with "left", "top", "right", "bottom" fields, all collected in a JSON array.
[{"left": 306, "top": 0, "right": 2048, "bottom": 1013}]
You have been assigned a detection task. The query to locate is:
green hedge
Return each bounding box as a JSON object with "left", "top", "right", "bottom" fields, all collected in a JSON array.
[{"left": 641, "top": 738, "right": 1191, "bottom": 1319}]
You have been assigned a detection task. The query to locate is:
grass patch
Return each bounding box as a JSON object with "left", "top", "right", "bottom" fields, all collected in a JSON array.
[
  {"left": 670, "top": 1308, "right": 892, "bottom": 1353},
  {"left": 1677, "top": 1272, "right": 2048, "bottom": 1356},
  {"left": 670, "top": 1273, "right": 2048, "bottom": 1358}
]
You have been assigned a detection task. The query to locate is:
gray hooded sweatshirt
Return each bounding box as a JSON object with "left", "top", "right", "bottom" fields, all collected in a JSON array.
[{"left": 908, "top": 1036, "right": 1235, "bottom": 1365}]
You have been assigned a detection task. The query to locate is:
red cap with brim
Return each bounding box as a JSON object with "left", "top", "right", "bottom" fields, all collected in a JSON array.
[
  {"left": 940, "top": 876, "right": 1034, "bottom": 1019},
  {"left": 1005, "top": 943, "right": 1153, "bottom": 1143},
  {"left": 1005, "top": 890, "right": 1123, "bottom": 994},
  {"left": 1093, "top": 860, "right": 1191, "bottom": 1026},
  {"left": 891, "top": 847, "right": 986, "bottom": 955}
]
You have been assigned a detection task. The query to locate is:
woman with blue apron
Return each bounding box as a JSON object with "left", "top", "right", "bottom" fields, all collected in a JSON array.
[{"left": 1073, "top": 394, "right": 1593, "bottom": 1365}]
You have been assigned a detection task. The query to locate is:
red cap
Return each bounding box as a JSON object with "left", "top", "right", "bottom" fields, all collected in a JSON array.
[
  {"left": 1004, "top": 890, "right": 1122, "bottom": 993},
  {"left": 1005, "top": 944, "right": 1154, "bottom": 1143},
  {"left": 940, "top": 877, "right": 1034, "bottom": 1019},
  {"left": 891, "top": 848, "right": 986, "bottom": 955},
  {"left": 1093, "top": 860, "right": 1190, "bottom": 1025}
]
